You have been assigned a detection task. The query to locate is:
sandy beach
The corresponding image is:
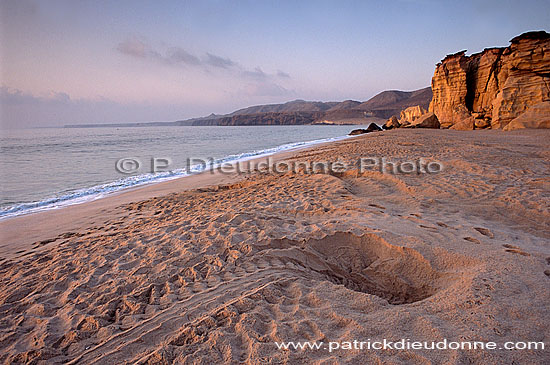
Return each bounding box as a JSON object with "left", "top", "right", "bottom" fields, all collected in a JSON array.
[{"left": 0, "top": 129, "right": 549, "bottom": 364}]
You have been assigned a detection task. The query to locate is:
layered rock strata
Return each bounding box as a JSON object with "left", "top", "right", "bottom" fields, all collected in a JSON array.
[{"left": 429, "top": 31, "right": 550, "bottom": 129}]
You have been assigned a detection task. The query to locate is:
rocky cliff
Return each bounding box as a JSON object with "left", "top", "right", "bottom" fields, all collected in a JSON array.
[
  {"left": 398, "top": 105, "right": 427, "bottom": 124},
  {"left": 429, "top": 31, "right": 550, "bottom": 129}
]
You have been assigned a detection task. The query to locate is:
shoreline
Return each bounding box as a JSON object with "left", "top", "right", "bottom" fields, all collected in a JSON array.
[
  {"left": 0, "top": 134, "right": 358, "bottom": 259},
  {"left": 0, "top": 132, "right": 353, "bottom": 222},
  {"left": 0, "top": 128, "right": 548, "bottom": 364}
]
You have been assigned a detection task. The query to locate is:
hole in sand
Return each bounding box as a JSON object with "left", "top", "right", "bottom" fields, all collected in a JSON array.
[{"left": 269, "top": 232, "right": 449, "bottom": 305}]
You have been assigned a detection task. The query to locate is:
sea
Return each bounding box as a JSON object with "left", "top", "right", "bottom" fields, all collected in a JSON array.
[{"left": 0, "top": 125, "right": 355, "bottom": 220}]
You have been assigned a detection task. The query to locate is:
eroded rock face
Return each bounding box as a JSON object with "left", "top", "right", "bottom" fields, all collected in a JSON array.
[
  {"left": 382, "top": 116, "right": 400, "bottom": 130},
  {"left": 429, "top": 31, "right": 550, "bottom": 130},
  {"left": 503, "top": 102, "right": 550, "bottom": 130},
  {"left": 398, "top": 105, "right": 426, "bottom": 124},
  {"left": 449, "top": 116, "right": 474, "bottom": 131}
]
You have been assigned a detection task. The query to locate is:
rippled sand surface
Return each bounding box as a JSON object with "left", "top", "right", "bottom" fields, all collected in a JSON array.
[{"left": 1, "top": 129, "right": 549, "bottom": 364}]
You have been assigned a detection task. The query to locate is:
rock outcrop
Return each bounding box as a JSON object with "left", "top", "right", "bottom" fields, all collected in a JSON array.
[
  {"left": 429, "top": 31, "right": 550, "bottom": 130},
  {"left": 349, "top": 123, "right": 382, "bottom": 135},
  {"left": 405, "top": 112, "right": 440, "bottom": 129},
  {"left": 398, "top": 105, "right": 426, "bottom": 124},
  {"left": 449, "top": 116, "right": 474, "bottom": 130},
  {"left": 503, "top": 101, "right": 550, "bottom": 130},
  {"left": 382, "top": 116, "right": 400, "bottom": 130}
]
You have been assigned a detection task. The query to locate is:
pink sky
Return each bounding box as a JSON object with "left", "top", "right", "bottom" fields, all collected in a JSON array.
[{"left": 1, "top": 0, "right": 548, "bottom": 128}]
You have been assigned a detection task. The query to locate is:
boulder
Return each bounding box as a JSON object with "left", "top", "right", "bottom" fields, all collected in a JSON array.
[
  {"left": 450, "top": 116, "right": 475, "bottom": 130},
  {"left": 503, "top": 102, "right": 550, "bottom": 130},
  {"left": 366, "top": 122, "right": 382, "bottom": 132},
  {"left": 382, "top": 116, "right": 400, "bottom": 130},
  {"left": 474, "top": 119, "right": 490, "bottom": 129},
  {"left": 400, "top": 120, "right": 411, "bottom": 127},
  {"left": 349, "top": 122, "right": 382, "bottom": 135},
  {"left": 429, "top": 31, "right": 550, "bottom": 130},
  {"left": 407, "top": 112, "right": 440, "bottom": 129},
  {"left": 349, "top": 129, "right": 366, "bottom": 135}
]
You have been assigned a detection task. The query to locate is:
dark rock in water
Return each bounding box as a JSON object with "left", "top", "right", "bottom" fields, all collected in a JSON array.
[
  {"left": 349, "top": 123, "right": 382, "bottom": 135},
  {"left": 349, "top": 129, "right": 367, "bottom": 135},
  {"left": 366, "top": 122, "right": 382, "bottom": 132}
]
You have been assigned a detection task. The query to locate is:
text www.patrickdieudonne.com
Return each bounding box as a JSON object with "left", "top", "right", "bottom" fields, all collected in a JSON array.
[{"left": 275, "top": 339, "right": 546, "bottom": 352}]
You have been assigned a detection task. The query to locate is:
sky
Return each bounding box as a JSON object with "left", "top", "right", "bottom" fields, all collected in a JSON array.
[{"left": 1, "top": 0, "right": 549, "bottom": 128}]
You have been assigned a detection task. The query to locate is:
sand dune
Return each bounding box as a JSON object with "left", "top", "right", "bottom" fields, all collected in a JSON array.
[{"left": 0, "top": 129, "right": 549, "bottom": 364}]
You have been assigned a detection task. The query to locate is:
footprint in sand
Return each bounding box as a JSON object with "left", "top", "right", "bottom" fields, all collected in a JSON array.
[
  {"left": 368, "top": 203, "right": 386, "bottom": 210},
  {"left": 60, "top": 231, "right": 79, "bottom": 239},
  {"left": 474, "top": 227, "right": 494, "bottom": 238},
  {"left": 502, "top": 244, "right": 530, "bottom": 256},
  {"left": 36, "top": 237, "right": 57, "bottom": 246},
  {"left": 419, "top": 224, "right": 438, "bottom": 232},
  {"left": 504, "top": 249, "right": 530, "bottom": 256},
  {"left": 463, "top": 237, "right": 481, "bottom": 244}
]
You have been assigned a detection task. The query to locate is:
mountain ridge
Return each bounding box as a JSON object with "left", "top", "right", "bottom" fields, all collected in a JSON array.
[
  {"left": 65, "top": 87, "right": 432, "bottom": 127},
  {"left": 179, "top": 86, "right": 432, "bottom": 126}
]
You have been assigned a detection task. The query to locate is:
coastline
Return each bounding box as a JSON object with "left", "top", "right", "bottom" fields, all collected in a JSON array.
[
  {"left": 0, "top": 132, "right": 353, "bottom": 222},
  {"left": 0, "top": 135, "right": 356, "bottom": 259},
  {"left": 0, "top": 129, "right": 549, "bottom": 364}
]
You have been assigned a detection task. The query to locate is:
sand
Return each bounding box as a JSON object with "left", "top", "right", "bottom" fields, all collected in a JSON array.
[{"left": 0, "top": 129, "right": 549, "bottom": 364}]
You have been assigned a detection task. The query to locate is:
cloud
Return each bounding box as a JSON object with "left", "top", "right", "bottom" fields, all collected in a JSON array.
[
  {"left": 116, "top": 37, "right": 290, "bottom": 83},
  {"left": 1, "top": 86, "right": 70, "bottom": 105},
  {"left": 0, "top": 85, "right": 296, "bottom": 129},
  {"left": 205, "top": 53, "right": 236, "bottom": 69},
  {"left": 241, "top": 67, "right": 268, "bottom": 80},
  {"left": 116, "top": 37, "right": 237, "bottom": 70},
  {"left": 0, "top": 86, "right": 108, "bottom": 128},
  {"left": 0, "top": 86, "right": 219, "bottom": 129},
  {"left": 116, "top": 37, "right": 151, "bottom": 58},
  {"left": 115, "top": 37, "right": 294, "bottom": 99},
  {"left": 166, "top": 47, "right": 201, "bottom": 66},
  {"left": 276, "top": 70, "right": 291, "bottom": 78}
]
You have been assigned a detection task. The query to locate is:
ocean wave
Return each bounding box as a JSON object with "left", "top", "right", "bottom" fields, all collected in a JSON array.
[{"left": 0, "top": 134, "right": 349, "bottom": 220}]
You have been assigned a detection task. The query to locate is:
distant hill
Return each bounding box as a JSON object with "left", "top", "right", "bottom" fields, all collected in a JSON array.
[
  {"left": 66, "top": 87, "right": 432, "bottom": 127},
  {"left": 326, "top": 100, "right": 361, "bottom": 111},
  {"left": 355, "top": 87, "right": 433, "bottom": 119},
  {"left": 229, "top": 100, "right": 339, "bottom": 115},
  {"left": 184, "top": 87, "right": 432, "bottom": 126}
]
